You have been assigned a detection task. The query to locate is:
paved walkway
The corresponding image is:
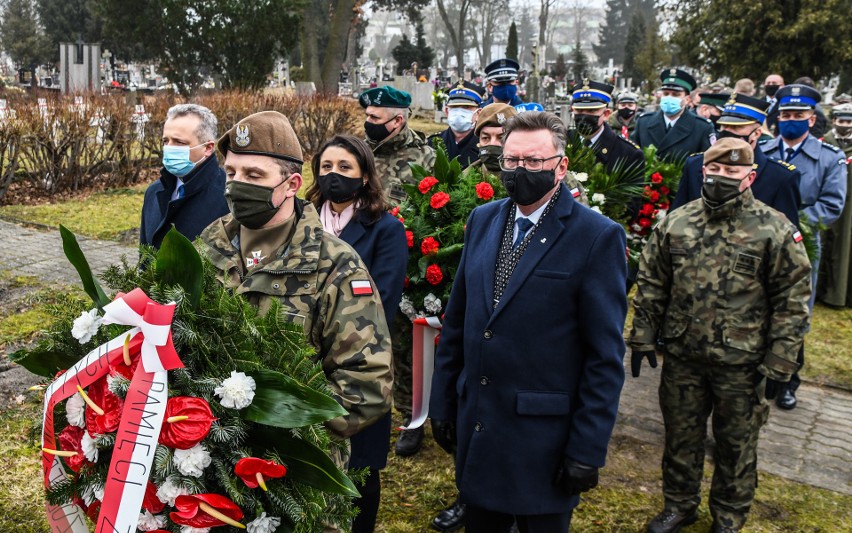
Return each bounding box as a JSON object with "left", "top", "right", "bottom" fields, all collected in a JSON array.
[{"left": 1, "top": 218, "right": 850, "bottom": 497}]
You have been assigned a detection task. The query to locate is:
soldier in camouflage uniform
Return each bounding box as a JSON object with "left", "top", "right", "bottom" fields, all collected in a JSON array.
[
  {"left": 200, "top": 110, "right": 393, "bottom": 445},
  {"left": 629, "top": 138, "right": 812, "bottom": 533},
  {"left": 361, "top": 86, "right": 436, "bottom": 206}
]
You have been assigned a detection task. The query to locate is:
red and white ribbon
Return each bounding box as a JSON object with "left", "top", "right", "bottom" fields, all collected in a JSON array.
[
  {"left": 41, "top": 288, "right": 183, "bottom": 533},
  {"left": 400, "top": 316, "right": 442, "bottom": 430}
]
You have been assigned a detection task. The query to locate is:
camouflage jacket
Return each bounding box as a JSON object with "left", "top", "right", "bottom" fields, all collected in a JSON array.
[
  {"left": 200, "top": 201, "right": 393, "bottom": 438},
  {"left": 629, "top": 188, "right": 811, "bottom": 380},
  {"left": 367, "top": 125, "right": 436, "bottom": 205}
]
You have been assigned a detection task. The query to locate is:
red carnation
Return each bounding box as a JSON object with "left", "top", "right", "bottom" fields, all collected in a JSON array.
[
  {"left": 640, "top": 203, "right": 655, "bottom": 216},
  {"left": 84, "top": 378, "right": 123, "bottom": 435},
  {"left": 398, "top": 216, "right": 405, "bottom": 224},
  {"left": 143, "top": 481, "right": 165, "bottom": 514},
  {"left": 651, "top": 172, "right": 663, "bottom": 184},
  {"left": 649, "top": 191, "right": 660, "bottom": 202},
  {"left": 58, "top": 425, "right": 87, "bottom": 472},
  {"left": 235, "top": 457, "right": 287, "bottom": 491},
  {"left": 430, "top": 192, "right": 450, "bottom": 209},
  {"left": 639, "top": 217, "right": 652, "bottom": 228},
  {"left": 158, "top": 396, "right": 216, "bottom": 450},
  {"left": 390, "top": 206, "right": 400, "bottom": 216},
  {"left": 659, "top": 201, "right": 671, "bottom": 211},
  {"left": 404, "top": 277, "right": 410, "bottom": 288},
  {"left": 418, "top": 176, "right": 439, "bottom": 194},
  {"left": 660, "top": 186, "right": 670, "bottom": 195},
  {"left": 426, "top": 264, "right": 443, "bottom": 285},
  {"left": 406, "top": 231, "right": 414, "bottom": 248},
  {"left": 171, "top": 494, "right": 244, "bottom": 529},
  {"left": 475, "top": 182, "right": 494, "bottom": 201},
  {"left": 421, "top": 236, "right": 440, "bottom": 255}
]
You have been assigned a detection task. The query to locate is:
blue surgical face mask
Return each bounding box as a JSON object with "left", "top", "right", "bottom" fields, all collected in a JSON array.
[
  {"left": 778, "top": 118, "right": 811, "bottom": 140},
  {"left": 492, "top": 83, "right": 517, "bottom": 102},
  {"left": 447, "top": 107, "right": 475, "bottom": 133},
  {"left": 163, "top": 144, "right": 205, "bottom": 177},
  {"left": 660, "top": 95, "right": 683, "bottom": 116}
]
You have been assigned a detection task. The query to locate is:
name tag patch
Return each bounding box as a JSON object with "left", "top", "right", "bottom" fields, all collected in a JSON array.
[{"left": 734, "top": 252, "right": 761, "bottom": 276}]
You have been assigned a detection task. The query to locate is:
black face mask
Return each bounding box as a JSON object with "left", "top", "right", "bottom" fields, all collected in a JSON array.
[
  {"left": 479, "top": 145, "right": 503, "bottom": 172},
  {"left": 709, "top": 114, "right": 721, "bottom": 127},
  {"left": 364, "top": 116, "right": 398, "bottom": 142},
  {"left": 765, "top": 84, "right": 780, "bottom": 97},
  {"left": 617, "top": 107, "right": 636, "bottom": 121},
  {"left": 317, "top": 172, "right": 364, "bottom": 204},
  {"left": 835, "top": 125, "right": 852, "bottom": 137},
  {"left": 574, "top": 113, "right": 601, "bottom": 137},
  {"left": 225, "top": 179, "right": 287, "bottom": 229},
  {"left": 719, "top": 128, "right": 756, "bottom": 144},
  {"left": 702, "top": 174, "right": 744, "bottom": 204},
  {"left": 500, "top": 167, "right": 557, "bottom": 206}
]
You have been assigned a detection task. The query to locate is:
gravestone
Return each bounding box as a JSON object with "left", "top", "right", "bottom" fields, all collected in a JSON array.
[{"left": 59, "top": 40, "right": 101, "bottom": 94}]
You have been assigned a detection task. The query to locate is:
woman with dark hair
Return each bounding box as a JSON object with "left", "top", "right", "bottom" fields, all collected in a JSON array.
[{"left": 308, "top": 134, "right": 408, "bottom": 532}]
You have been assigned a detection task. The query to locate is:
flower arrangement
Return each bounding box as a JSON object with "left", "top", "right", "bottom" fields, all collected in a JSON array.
[
  {"left": 12, "top": 227, "right": 360, "bottom": 532},
  {"left": 395, "top": 144, "right": 505, "bottom": 319}
]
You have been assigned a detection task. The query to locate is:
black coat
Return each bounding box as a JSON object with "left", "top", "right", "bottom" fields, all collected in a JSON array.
[
  {"left": 340, "top": 211, "right": 408, "bottom": 470},
  {"left": 631, "top": 110, "right": 715, "bottom": 163},
  {"left": 588, "top": 124, "right": 646, "bottom": 182},
  {"left": 430, "top": 184, "right": 627, "bottom": 514},
  {"left": 672, "top": 148, "right": 802, "bottom": 228},
  {"left": 140, "top": 155, "right": 230, "bottom": 249},
  {"left": 430, "top": 127, "right": 480, "bottom": 169}
]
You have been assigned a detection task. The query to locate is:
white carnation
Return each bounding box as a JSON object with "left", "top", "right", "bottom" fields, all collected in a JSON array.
[
  {"left": 214, "top": 371, "right": 256, "bottom": 409},
  {"left": 94, "top": 485, "right": 104, "bottom": 502},
  {"left": 71, "top": 309, "right": 102, "bottom": 344},
  {"left": 81, "top": 431, "right": 98, "bottom": 462},
  {"left": 81, "top": 485, "right": 96, "bottom": 506},
  {"left": 574, "top": 172, "right": 589, "bottom": 182},
  {"left": 592, "top": 193, "right": 606, "bottom": 205},
  {"left": 174, "top": 443, "right": 212, "bottom": 477},
  {"left": 591, "top": 206, "right": 603, "bottom": 214},
  {"left": 66, "top": 393, "right": 86, "bottom": 428},
  {"left": 138, "top": 510, "right": 166, "bottom": 531},
  {"left": 247, "top": 512, "right": 281, "bottom": 533},
  {"left": 631, "top": 223, "right": 643, "bottom": 232},
  {"left": 399, "top": 295, "right": 417, "bottom": 321},
  {"left": 156, "top": 477, "right": 189, "bottom": 506},
  {"left": 180, "top": 527, "right": 211, "bottom": 533},
  {"left": 424, "top": 293, "right": 442, "bottom": 315},
  {"left": 656, "top": 209, "right": 668, "bottom": 220}
]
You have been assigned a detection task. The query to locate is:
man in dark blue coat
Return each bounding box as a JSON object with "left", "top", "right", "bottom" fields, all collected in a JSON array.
[
  {"left": 430, "top": 112, "right": 627, "bottom": 532},
  {"left": 632, "top": 68, "right": 716, "bottom": 163},
  {"left": 140, "top": 104, "right": 229, "bottom": 248},
  {"left": 672, "top": 93, "right": 801, "bottom": 228}
]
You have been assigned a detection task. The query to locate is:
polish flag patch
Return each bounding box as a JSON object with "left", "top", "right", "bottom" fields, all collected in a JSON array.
[
  {"left": 792, "top": 231, "right": 803, "bottom": 243},
  {"left": 571, "top": 187, "right": 581, "bottom": 198},
  {"left": 351, "top": 280, "right": 374, "bottom": 296}
]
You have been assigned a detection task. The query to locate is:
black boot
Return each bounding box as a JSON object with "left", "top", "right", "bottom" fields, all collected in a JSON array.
[
  {"left": 776, "top": 386, "right": 797, "bottom": 410},
  {"left": 646, "top": 509, "right": 698, "bottom": 533},
  {"left": 431, "top": 499, "right": 465, "bottom": 532},
  {"left": 394, "top": 425, "right": 424, "bottom": 457}
]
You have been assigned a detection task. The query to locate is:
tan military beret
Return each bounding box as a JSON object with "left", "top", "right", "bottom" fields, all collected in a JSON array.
[
  {"left": 218, "top": 111, "right": 303, "bottom": 165},
  {"left": 474, "top": 103, "right": 518, "bottom": 136},
  {"left": 703, "top": 137, "right": 754, "bottom": 167}
]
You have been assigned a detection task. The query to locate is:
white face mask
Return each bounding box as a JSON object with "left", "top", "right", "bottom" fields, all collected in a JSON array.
[{"left": 447, "top": 108, "right": 475, "bottom": 133}]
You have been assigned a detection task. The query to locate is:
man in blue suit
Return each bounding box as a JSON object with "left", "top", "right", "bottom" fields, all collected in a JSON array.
[
  {"left": 672, "top": 93, "right": 802, "bottom": 229},
  {"left": 430, "top": 112, "right": 627, "bottom": 532}
]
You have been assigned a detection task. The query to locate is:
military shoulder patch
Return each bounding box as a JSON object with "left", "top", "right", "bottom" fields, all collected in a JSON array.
[
  {"left": 792, "top": 230, "right": 803, "bottom": 243},
  {"left": 350, "top": 279, "right": 374, "bottom": 296}
]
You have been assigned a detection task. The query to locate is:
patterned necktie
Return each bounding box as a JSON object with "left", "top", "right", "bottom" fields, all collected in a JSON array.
[
  {"left": 785, "top": 147, "right": 795, "bottom": 162},
  {"left": 177, "top": 184, "right": 185, "bottom": 199},
  {"left": 513, "top": 218, "right": 534, "bottom": 249}
]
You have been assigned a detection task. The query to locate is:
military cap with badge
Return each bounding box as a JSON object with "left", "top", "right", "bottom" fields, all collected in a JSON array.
[
  {"left": 446, "top": 81, "right": 484, "bottom": 108},
  {"left": 359, "top": 85, "right": 412, "bottom": 108},
  {"left": 474, "top": 103, "right": 518, "bottom": 172},
  {"left": 616, "top": 91, "right": 639, "bottom": 105},
  {"left": 776, "top": 84, "right": 821, "bottom": 110},
  {"left": 704, "top": 137, "right": 754, "bottom": 167},
  {"left": 218, "top": 110, "right": 304, "bottom": 164},
  {"left": 831, "top": 103, "right": 852, "bottom": 120},
  {"left": 660, "top": 68, "right": 698, "bottom": 93},
  {"left": 484, "top": 58, "right": 520, "bottom": 83},
  {"left": 717, "top": 93, "right": 771, "bottom": 126},
  {"left": 571, "top": 78, "right": 615, "bottom": 110}
]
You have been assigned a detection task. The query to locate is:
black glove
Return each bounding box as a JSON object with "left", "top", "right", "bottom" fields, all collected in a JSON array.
[
  {"left": 631, "top": 349, "right": 658, "bottom": 378},
  {"left": 431, "top": 419, "right": 457, "bottom": 455},
  {"left": 554, "top": 459, "right": 599, "bottom": 495},
  {"left": 764, "top": 378, "right": 784, "bottom": 401}
]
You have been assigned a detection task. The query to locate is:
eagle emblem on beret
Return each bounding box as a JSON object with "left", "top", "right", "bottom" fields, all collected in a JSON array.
[
  {"left": 235, "top": 125, "right": 250, "bottom": 147},
  {"left": 497, "top": 112, "right": 506, "bottom": 124},
  {"left": 792, "top": 86, "right": 801, "bottom": 96},
  {"left": 730, "top": 149, "right": 740, "bottom": 162}
]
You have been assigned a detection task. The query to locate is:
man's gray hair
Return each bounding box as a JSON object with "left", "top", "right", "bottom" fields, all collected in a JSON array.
[
  {"left": 166, "top": 103, "right": 218, "bottom": 143},
  {"left": 501, "top": 111, "right": 566, "bottom": 154}
]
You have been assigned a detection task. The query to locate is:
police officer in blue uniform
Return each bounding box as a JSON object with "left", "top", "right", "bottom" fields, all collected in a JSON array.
[
  {"left": 632, "top": 68, "right": 716, "bottom": 163},
  {"left": 760, "top": 84, "right": 848, "bottom": 409},
  {"left": 569, "top": 79, "right": 645, "bottom": 182},
  {"left": 673, "top": 93, "right": 802, "bottom": 229},
  {"left": 430, "top": 82, "right": 485, "bottom": 168},
  {"left": 481, "top": 58, "right": 524, "bottom": 107}
]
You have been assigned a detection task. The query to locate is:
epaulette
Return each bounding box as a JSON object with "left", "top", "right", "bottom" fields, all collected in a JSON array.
[
  {"left": 821, "top": 141, "right": 841, "bottom": 153},
  {"left": 687, "top": 152, "right": 704, "bottom": 159},
  {"left": 636, "top": 111, "right": 653, "bottom": 119},
  {"left": 698, "top": 116, "right": 713, "bottom": 124},
  {"left": 757, "top": 138, "right": 770, "bottom": 145},
  {"left": 617, "top": 135, "right": 641, "bottom": 149},
  {"left": 771, "top": 158, "right": 797, "bottom": 171}
]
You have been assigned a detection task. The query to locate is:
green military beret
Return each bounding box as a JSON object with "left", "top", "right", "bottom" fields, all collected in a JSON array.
[
  {"left": 218, "top": 110, "right": 303, "bottom": 165},
  {"left": 359, "top": 86, "right": 412, "bottom": 108},
  {"left": 703, "top": 137, "right": 754, "bottom": 167}
]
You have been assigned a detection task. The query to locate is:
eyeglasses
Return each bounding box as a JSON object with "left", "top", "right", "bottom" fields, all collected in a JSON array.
[{"left": 499, "top": 154, "right": 562, "bottom": 172}]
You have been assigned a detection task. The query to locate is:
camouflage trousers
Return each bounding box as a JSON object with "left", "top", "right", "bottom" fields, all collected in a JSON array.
[
  {"left": 659, "top": 355, "right": 770, "bottom": 530},
  {"left": 391, "top": 313, "right": 413, "bottom": 418}
]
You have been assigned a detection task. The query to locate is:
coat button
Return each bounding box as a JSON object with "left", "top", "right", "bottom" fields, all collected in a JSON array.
[
  {"left": 272, "top": 283, "right": 280, "bottom": 289},
  {"left": 480, "top": 376, "right": 489, "bottom": 385},
  {"left": 483, "top": 330, "right": 493, "bottom": 339},
  {"left": 303, "top": 282, "right": 310, "bottom": 289},
  {"left": 474, "top": 422, "right": 483, "bottom": 432}
]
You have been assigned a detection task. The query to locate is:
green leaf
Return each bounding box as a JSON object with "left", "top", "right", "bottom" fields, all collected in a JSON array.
[
  {"left": 8, "top": 346, "right": 81, "bottom": 378},
  {"left": 60, "top": 225, "right": 110, "bottom": 310},
  {"left": 433, "top": 144, "right": 450, "bottom": 181},
  {"left": 243, "top": 369, "right": 347, "bottom": 428},
  {"left": 155, "top": 227, "right": 203, "bottom": 309},
  {"left": 252, "top": 426, "right": 360, "bottom": 497}
]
